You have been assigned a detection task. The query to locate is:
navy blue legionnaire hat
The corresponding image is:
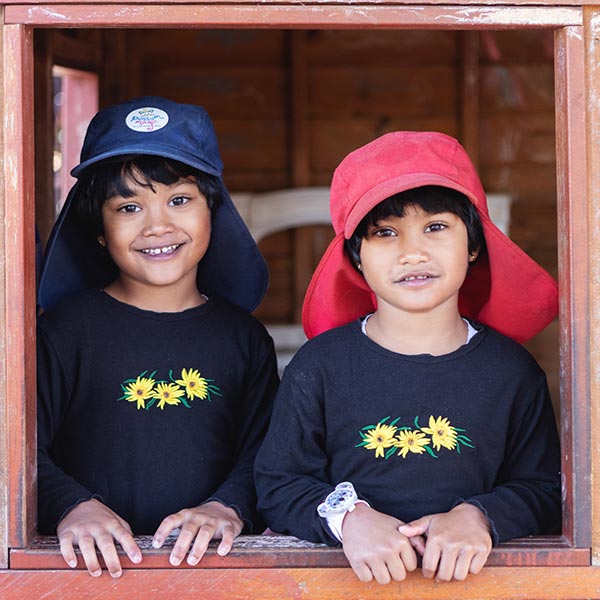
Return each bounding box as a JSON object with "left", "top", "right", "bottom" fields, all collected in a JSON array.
[{"left": 38, "top": 96, "right": 269, "bottom": 313}]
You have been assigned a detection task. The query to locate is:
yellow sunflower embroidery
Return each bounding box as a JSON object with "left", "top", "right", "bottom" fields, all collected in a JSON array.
[
  {"left": 395, "top": 429, "right": 431, "bottom": 458},
  {"left": 153, "top": 382, "right": 184, "bottom": 410},
  {"left": 363, "top": 423, "right": 398, "bottom": 458},
  {"left": 421, "top": 415, "right": 458, "bottom": 451},
  {"left": 123, "top": 375, "right": 155, "bottom": 410},
  {"left": 175, "top": 368, "right": 209, "bottom": 401}
]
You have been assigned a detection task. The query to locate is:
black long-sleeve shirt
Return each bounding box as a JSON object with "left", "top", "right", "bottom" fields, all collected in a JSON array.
[
  {"left": 255, "top": 320, "right": 561, "bottom": 545},
  {"left": 38, "top": 289, "right": 279, "bottom": 534}
]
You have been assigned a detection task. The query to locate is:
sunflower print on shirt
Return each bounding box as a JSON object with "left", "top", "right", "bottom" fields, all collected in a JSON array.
[
  {"left": 356, "top": 415, "right": 474, "bottom": 459},
  {"left": 118, "top": 368, "right": 222, "bottom": 410}
]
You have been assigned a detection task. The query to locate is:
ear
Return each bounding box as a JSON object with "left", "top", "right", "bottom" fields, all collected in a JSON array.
[{"left": 469, "top": 247, "right": 480, "bottom": 262}]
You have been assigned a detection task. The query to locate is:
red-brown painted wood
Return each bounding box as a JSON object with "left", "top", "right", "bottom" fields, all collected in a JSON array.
[
  {"left": 9, "top": 535, "right": 591, "bottom": 570},
  {"left": 4, "top": 5, "right": 582, "bottom": 29},
  {"left": 1, "top": 566, "right": 600, "bottom": 600},
  {"left": 2, "top": 23, "right": 37, "bottom": 551}
]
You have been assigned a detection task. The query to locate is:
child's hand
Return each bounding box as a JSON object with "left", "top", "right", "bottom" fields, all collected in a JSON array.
[
  {"left": 152, "top": 501, "right": 243, "bottom": 566},
  {"left": 341, "top": 503, "right": 418, "bottom": 584},
  {"left": 56, "top": 498, "right": 142, "bottom": 578},
  {"left": 398, "top": 502, "right": 492, "bottom": 581}
]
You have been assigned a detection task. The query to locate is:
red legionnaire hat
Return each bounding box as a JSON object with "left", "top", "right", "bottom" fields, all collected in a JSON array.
[{"left": 302, "top": 131, "right": 558, "bottom": 343}]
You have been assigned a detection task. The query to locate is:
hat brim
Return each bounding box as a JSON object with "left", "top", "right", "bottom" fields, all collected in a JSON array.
[
  {"left": 303, "top": 202, "right": 558, "bottom": 344},
  {"left": 37, "top": 182, "right": 269, "bottom": 313},
  {"left": 71, "top": 144, "right": 221, "bottom": 178}
]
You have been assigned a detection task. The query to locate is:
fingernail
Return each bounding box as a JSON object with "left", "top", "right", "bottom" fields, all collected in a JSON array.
[
  {"left": 152, "top": 538, "right": 161, "bottom": 549},
  {"left": 187, "top": 556, "right": 198, "bottom": 566},
  {"left": 110, "top": 570, "right": 122, "bottom": 579},
  {"left": 217, "top": 547, "right": 227, "bottom": 557},
  {"left": 169, "top": 555, "right": 181, "bottom": 566},
  {"left": 132, "top": 554, "right": 142, "bottom": 564},
  {"left": 68, "top": 560, "right": 77, "bottom": 568},
  {"left": 91, "top": 570, "right": 102, "bottom": 577}
]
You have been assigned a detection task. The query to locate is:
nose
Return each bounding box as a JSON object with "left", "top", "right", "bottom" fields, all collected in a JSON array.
[
  {"left": 141, "top": 204, "right": 174, "bottom": 236},
  {"left": 397, "top": 233, "right": 428, "bottom": 265}
]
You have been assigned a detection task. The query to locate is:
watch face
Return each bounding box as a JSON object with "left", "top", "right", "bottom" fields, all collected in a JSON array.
[
  {"left": 317, "top": 482, "right": 357, "bottom": 517},
  {"left": 328, "top": 487, "right": 354, "bottom": 509}
]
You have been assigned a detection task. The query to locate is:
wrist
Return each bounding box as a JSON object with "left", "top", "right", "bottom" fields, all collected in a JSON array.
[{"left": 454, "top": 502, "right": 491, "bottom": 532}]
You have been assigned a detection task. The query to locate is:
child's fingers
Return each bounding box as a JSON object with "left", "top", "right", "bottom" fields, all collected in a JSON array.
[
  {"left": 77, "top": 535, "right": 103, "bottom": 577},
  {"left": 113, "top": 527, "right": 142, "bottom": 565},
  {"left": 58, "top": 532, "right": 78, "bottom": 569},
  {"left": 347, "top": 558, "right": 374, "bottom": 583},
  {"left": 95, "top": 533, "right": 124, "bottom": 578},
  {"left": 420, "top": 542, "right": 441, "bottom": 579},
  {"left": 434, "top": 547, "right": 461, "bottom": 582},
  {"left": 186, "top": 524, "right": 216, "bottom": 565},
  {"left": 152, "top": 513, "right": 182, "bottom": 548},
  {"left": 384, "top": 553, "right": 409, "bottom": 582},
  {"left": 399, "top": 542, "right": 418, "bottom": 573},
  {"left": 369, "top": 560, "right": 393, "bottom": 585},
  {"left": 216, "top": 523, "right": 237, "bottom": 557},
  {"left": 452, "top": 550, "right": 475, "bottom": 581},
  {"left": 398, "top": 516, "right": 431, "bottom": 538},
  {"left": 169, "top": 523, "right": 199, "bottom": 566},
  {"left": 408, "top": 534, "right": 426, "bottom": 556},
  {"left": 469, "top": 548, "right": 489, "bottom": 575}
]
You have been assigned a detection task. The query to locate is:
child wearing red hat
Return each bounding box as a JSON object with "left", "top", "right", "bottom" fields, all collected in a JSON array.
[
  {"left": 37, "top": 97, "right": 279, "bottom": 577},
  {"left": 255, "top": 131, "right": 560, "bottom": 583}
]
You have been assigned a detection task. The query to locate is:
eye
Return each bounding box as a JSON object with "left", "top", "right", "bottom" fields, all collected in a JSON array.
[
  {"left": 117, "top": 204, "right": 141, "bottom": 214},
  {"left": 169, "top": 195, "right": 190, "bottom": 207},
  {"left": 370, "top": 227, "right": 396, "bottom": 238},
  {"left": 424, "top": 222, "right": 447, "bottom": 233}
]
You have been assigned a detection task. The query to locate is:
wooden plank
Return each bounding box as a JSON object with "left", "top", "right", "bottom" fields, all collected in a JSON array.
[
  {"left": 1, "top": 565, "right": 600, "bottom": 599},
  {"left": 0, "top": 0, "right": 591, "bottom": 7},
  {"left": 310, "top": 67, "right": 457, "bottom": 117},
  {"left": 291, "top": 30, "right": 309, "bottom": 186},
  {"left": 134, "top": 29, "right": 286, "bottom": 68},
  {"left": 460, "top": 31, "right": 480, "bottom": 168},
  {"left": 8, "top": 535, "right": 591, "bottom": 570},
  {"left": 554, "top": 23, "right": 589, "bottom": 549},
  {"left": 0, "top": 9, "right": 7, "bottom": 571},
  {"left": 4, "top": 5, "right": 582, "bottom": 29},
  {"left": 584, "top": 7, "right": 600, "bottom": 564},
  {"left": 2, "top": 23, "right": 36, "bottom": 550},
  {"left": 140, "top": 68, "right": 286, "bottom": 118},
  {"left": 305, "top": 30, "right": 459, "bottom": 67},
  {"left": 33, "top": 30, "right": 56, "bottom": 247}
]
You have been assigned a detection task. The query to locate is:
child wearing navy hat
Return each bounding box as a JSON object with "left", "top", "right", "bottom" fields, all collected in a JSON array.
[
  {"left": 37, "top": 97, "right": 279, "bottom": 577},
  {"left": 255, "top": 131, "right": 561, "bottom": 584}
]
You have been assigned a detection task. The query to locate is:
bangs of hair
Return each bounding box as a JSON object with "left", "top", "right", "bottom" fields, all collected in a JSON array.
[
  {"left": 74, "top": 155, "right": 224, "bottom": 237},
  {"left": 344, "top": 185, "right": 487, "bottom": 269}
]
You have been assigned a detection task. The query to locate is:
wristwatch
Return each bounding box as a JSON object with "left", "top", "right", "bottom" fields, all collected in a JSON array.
[{"left": 317, "top": 482, "right": 359, "bottom": 518}]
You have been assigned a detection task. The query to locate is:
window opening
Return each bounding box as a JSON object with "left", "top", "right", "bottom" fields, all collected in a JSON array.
[{"left": 51, "top": 66, "right": 98, "bottom": 216}]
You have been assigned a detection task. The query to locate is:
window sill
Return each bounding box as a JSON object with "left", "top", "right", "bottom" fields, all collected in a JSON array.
[{"left": 9, "top": 534, "right": 590, "bottom": 570}]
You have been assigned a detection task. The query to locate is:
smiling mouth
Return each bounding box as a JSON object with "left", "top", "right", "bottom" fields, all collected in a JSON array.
[
  {"left": 396, "top": 273, "right": 437, "bottom": 286},
  {"left": 140, "top": 244, "right": 182, "bottom": 256},
  {"left": 397, "top": 274, "right": 437, "bottom": 284}
]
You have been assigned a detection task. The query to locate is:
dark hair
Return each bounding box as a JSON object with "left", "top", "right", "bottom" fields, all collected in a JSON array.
[
  {"left": 74, "top": 155, "right": 225, "bottom": 237},
  {"left": 344, "top": 185, "right": 486, "bottom": 270}
]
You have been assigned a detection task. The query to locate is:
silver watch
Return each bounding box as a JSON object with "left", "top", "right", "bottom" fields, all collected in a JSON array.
[{"left": 317, "top": 482, "right": 358, "bottom": 517}]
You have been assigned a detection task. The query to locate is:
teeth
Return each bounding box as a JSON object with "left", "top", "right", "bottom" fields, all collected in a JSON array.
[
  {"left": 403, "top": 275, "right": 430, "bottom": 281},
  {"left": 142, "top": 245, "right": 179, "bottom": 256}
]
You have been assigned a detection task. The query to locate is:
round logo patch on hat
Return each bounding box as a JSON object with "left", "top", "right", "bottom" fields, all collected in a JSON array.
[{"left": 126, "top": 106, "right": 169, "bottom": 133}]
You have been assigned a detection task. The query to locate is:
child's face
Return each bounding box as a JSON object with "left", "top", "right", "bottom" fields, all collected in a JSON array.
[
  {"left": 359, "top": 204, "right": 474, "bottom": 317},
  {"left": 99, "top": 174, "right": 211, "bottom": 298}
]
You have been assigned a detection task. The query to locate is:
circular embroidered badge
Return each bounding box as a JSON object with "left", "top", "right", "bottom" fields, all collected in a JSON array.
[{"left": 125, "top": 107, "right": 169, "bottom": 132}]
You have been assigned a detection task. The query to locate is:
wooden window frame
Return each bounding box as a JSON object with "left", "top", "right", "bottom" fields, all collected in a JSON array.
[{"left": 2, "top": 2, "right": 599, "bottom": 596}]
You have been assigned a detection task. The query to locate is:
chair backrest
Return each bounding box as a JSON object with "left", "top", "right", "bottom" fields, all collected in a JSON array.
[{"left": 231, "top": 187, "right": 332, "bottom": 375}]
